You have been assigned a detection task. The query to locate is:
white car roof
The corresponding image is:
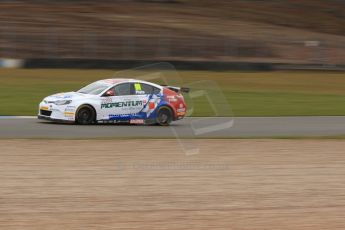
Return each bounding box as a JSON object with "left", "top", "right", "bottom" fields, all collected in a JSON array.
[{"left": 100, "top": 78, "right": 163, "bottom": 89}]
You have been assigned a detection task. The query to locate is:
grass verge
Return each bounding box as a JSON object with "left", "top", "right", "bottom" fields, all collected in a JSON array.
[{"left": 0, "top": 69, "right": 345, "bottom": 116}]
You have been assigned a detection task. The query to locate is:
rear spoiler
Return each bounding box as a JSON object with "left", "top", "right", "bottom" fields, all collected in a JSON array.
[{"left": 161, "top": 85, "right": 190, "bottom": 93}]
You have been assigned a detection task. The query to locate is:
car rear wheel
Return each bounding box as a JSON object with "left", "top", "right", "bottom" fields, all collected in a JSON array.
[
  {"left": 76, "top": 105, "right": 95, "bottom": 125},
  {"left": 156, "top": 107, "right": 173, "bottom": 126}
]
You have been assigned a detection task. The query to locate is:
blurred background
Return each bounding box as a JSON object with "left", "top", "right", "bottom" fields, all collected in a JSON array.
[
  {"left": 1, "top": 0, "right": 345, "bottom": 67},
  {"left": 0, "top": 0, "right": 345, "bottom": 116}
]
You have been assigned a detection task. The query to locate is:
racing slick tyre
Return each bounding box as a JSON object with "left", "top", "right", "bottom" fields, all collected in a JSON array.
[
  {"left": 156, "top": 106, "right": 173, "bottom": 126},
  {"left": 76, "top": 105, "right": 96, "bottom": 125}
]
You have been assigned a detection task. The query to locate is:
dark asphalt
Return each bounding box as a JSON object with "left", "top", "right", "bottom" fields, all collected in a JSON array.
[{"left": 1, "top": 116, "right": 345, "bottom": 138}]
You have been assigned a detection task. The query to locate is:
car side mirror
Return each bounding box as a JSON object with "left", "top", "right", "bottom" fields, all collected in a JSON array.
[{"left": 104, "top": 90, "right": 115, "bottom": 97}]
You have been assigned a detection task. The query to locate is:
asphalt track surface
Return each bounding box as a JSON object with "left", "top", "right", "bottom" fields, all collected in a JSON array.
[{"left": 1, "top": 116, "right": 345, "bottom": 138}]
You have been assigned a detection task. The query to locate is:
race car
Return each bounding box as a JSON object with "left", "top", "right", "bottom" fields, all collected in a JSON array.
[{"left": 38, "top": 78, "right": 189, "bottom": 125}]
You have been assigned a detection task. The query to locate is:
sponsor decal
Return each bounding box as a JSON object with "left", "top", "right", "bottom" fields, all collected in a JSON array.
[
  {"left": 109, "top": 114, "right": 132, "bottom": 118},
  {"left": 101, "top": 100, "right": 143, "bottom": 109},
  {"left": 130, "top": 119, "right": 144, "bottom": 124},
  {"left": 135, "top": 90, "right": 145, "bottom": 95},
  {"left": 100, "top": 119, "right": 118, "bottom": 124},
  {"left": 142, "top": 95, "right": 161, "bottom": 118},
  {"left": 102, "top": 97, "right": 113, "bottom": 103},
  {"left": 40, "top": 106, "right": 49, "bottom": 110},
  {"left": 148, "top": 102, "right": 155, "bottom": 109},
  {"left": 65, "top": 106, "right": 76, "bottom": 112},
  {"left": 64, "top": 111, "right": 75, "bottom": 117},
  {"left": 53, "top": 93, "right": 73, "bottom": 99},
  {"left": 64, "top": 106, "right": 76, "bottom": 117},
  {"left": 167, "top": 95, "right": 177, "bottom": 102}
]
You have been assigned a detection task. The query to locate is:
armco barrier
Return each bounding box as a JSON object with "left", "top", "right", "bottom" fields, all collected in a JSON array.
[
  {"left": 24, "top": 59, "right": 273, "bottom": 71},
  {"left": 2, "top": 58, "right": 343, "bottom": 71}
]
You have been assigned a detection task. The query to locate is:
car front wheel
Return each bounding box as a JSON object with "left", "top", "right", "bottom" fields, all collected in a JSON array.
[{"left": 76, "top": 105, "right": 95, "bottom": 125}]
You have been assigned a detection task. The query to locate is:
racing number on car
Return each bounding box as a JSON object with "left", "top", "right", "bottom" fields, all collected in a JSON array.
[{"left": 134, "top": 83, "right": 145, "bottom": 95}]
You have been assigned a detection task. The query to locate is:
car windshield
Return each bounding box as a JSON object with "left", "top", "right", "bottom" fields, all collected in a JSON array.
[{"left": 77, "top": 81, "right": 111, "bottom": 95}]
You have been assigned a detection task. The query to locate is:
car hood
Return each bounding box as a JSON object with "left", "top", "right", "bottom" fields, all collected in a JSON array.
[{"left": 44, "top": 92, "right": 93, "bottom": 102}]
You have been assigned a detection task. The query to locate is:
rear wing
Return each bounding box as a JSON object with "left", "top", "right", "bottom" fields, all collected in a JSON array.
[{"left": 161, "top": 85, "right": 190, "bottom": 93}]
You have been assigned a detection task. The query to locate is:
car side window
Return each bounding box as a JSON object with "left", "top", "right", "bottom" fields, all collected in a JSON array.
[
  {"left": 133, "top": 83, "right": 160, "bottom": 95},
  {"left": 153, "top": 86, "right": 161, "bottom": 94},
  {"left": 113, "top": 83, "right": 131, "bottom": 96}
]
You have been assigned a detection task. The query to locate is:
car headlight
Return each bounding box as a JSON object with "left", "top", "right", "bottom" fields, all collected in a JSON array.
[{"left": 53, "top": 100, "right": 72, "bottom": 105}]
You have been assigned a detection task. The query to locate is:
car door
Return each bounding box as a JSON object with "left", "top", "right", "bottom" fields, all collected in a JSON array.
[
  {"left": 100, "top": 83, "right": 146, "bottom": 121},
  {"left": 134, "top": 82, "right": 162, "bottom": 118},
  {"left": 131, "top": 82, "right": 151, "bottom": 117}
]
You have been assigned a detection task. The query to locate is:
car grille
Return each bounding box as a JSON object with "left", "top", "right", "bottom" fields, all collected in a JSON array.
[{"left": 40, "top": 110, "right": 52, "bottom": 116}]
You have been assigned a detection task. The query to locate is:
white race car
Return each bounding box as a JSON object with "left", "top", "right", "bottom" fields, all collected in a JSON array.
[{"left": 38, "top": 78, "right": 188, "bottom": 125}]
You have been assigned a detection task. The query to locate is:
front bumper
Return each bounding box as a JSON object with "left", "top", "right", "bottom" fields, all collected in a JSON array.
[
  {"left": 38, "top": 102, "right": 77, "bottom": 122},
  {"left": 37, "top": 115, "right": 75, "bottom": 124}
]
